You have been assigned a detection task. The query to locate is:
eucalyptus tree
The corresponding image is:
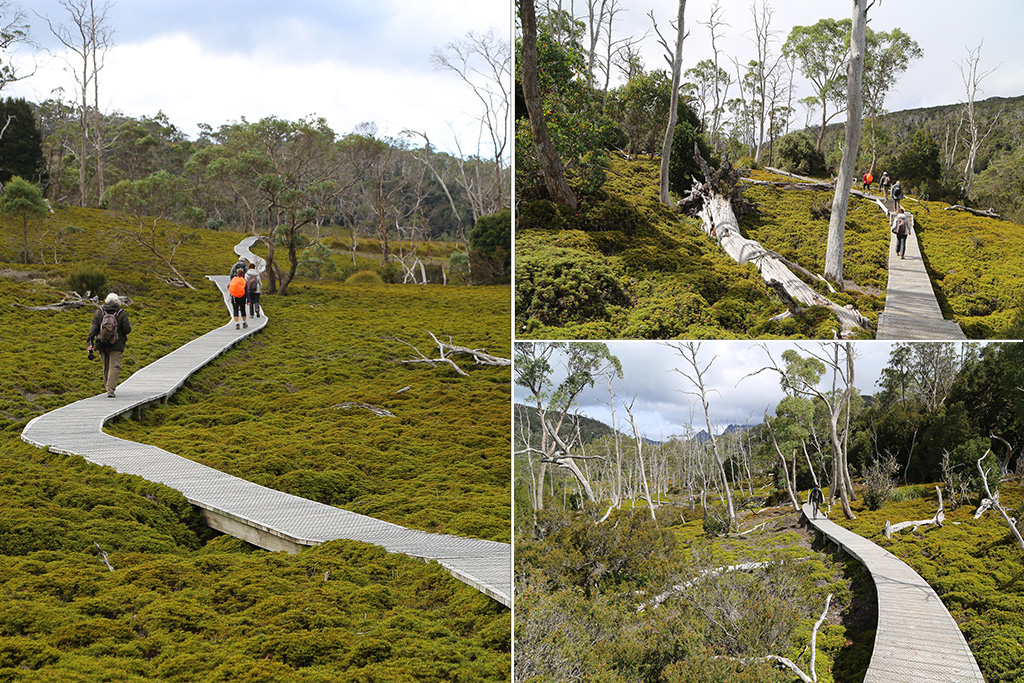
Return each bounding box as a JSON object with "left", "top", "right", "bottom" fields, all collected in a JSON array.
[
  {"left": 782, "top": 17, "right": 849, "bottom": 152},
  {"left": 514, "top": 341, "right": 622, "bottom": 511},
  {"left": 824, "top": 0, "right": 868, "bottom": 285},
  {"left": 751, "top": 343, "right": 859, "bottom": 519},
  {"left": 956, "top": 43, "right": 1001, "bottom": 198},
  {"left": 0, "top": 175, "right": 47, "bottom": 263},
  {"left": 649, "top": 0, "right": 686, "bottom": 206},
  {"left": 519, "top": 0, "right": 577, "bottom": 210},
  {"left": 862, "top": 27, "right": 922, "bottom": 172},
  {"left": 38, "top": 0, "right": 115, "bottom": 207}
]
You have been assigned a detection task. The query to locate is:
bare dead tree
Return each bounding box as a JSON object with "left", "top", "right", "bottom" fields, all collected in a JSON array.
[
  {"left": 649, "top": 0, "right": 688, "bottom": 206},
  {"left": 956, "top": 42, "right": 1001, "bottom": 198}
]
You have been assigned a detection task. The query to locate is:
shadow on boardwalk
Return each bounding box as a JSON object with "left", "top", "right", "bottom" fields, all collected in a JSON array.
[{"left": 21, "top": 237, "right": 511, "bottom": 607}]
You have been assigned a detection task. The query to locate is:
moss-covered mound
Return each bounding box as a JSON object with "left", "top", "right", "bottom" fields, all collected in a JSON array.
[{"left": 0, "top": 207, "right": 510, "bottom": 681}]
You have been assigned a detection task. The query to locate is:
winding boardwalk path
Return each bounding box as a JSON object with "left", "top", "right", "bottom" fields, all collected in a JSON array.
[
  {"left": 877, "top": 208, "right": 966, "bottom": 340},
  {"left": 21, "top": 237, "right": 511, "bottom": 608},
  {"left": 802, "top": 504, "right": 984, "bottom": 682}
]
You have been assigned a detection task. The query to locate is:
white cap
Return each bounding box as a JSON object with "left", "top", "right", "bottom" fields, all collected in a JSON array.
[{"left": 105, "top": 293, "right": 120, "bottom": 305}]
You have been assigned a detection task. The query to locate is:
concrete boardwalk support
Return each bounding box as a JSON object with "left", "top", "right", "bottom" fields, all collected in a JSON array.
[
  {"left": 877, "top": 208, "right": 966, "bottom": 340},
  {"left": 21, "top": 237, "right": 511, "bottom": 608},
  {"left": 802, "top": 504, "right": 984, "bottom": 682}
]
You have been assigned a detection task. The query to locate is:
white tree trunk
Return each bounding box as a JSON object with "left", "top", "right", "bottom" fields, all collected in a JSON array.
[
  {"left": 658, "top": 0, "right": 687, "bottom": 206},
  {"left": 824, "top": 0, "right": 868, "bottom": 284}
]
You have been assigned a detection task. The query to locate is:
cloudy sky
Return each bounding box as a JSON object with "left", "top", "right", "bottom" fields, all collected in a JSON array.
[
  {"left": 514, "top": 341, "right": 987, "bottom": 441},
  {"left": 8, "top": 0, "right": 509, "bottom": 156},
  {"left": 600, "top": 0, "right": 1023, "bottom": 121}
]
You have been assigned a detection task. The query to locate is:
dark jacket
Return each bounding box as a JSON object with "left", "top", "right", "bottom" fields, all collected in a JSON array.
[
  {"left": 87, "top": 303, "right": 131, "bottom": 352},
  {"left": 230, "top": 260, "right": 248, "bottom": 278}
]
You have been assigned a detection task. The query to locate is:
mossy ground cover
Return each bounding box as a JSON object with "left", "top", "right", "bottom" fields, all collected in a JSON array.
[
  {"left": 831, "top": 483, "right": 1024, "bottom": 682},
  {"left": 0, "top": 207, "right": 510, "bottom": 681},
  {"left": 515, "top": 157, "right": 880, "bottom": 339},
  {"left": 516, "top": 500, "right": 873, "bottom": 683}
]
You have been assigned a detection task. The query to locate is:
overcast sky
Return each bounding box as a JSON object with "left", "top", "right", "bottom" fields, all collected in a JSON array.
[
  {"left": 514, "top": 341, "right": 988, "bottom": 441},
  {"left": 7, "top": 0, "right": 509, "bottom": 156},
  {"left": 602, "top": 0, "right": 1023, "bottom": 122}
]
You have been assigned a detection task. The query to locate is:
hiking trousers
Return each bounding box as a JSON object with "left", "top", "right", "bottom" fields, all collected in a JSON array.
[{"left": 100, "top": 349, "right": 123, "bottom": 395}]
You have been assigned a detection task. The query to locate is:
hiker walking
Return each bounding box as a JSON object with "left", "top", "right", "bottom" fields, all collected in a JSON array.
[
  {"left": 809, "top": 484, "right": 824, "bottom": 520},
  {"left": 862, "top": 171, "right": 873, "bottom": 191},
  {"left": 891, "top": 180, "right": 904, "bottom": 212},
  {"left": 246, "top": 262, "right": 262, "bottom": 318},
  {"left": 229, "top": 256, "right": 248, "bottom": 279},
  {"left": 892, "top": 209, "right": 912, "bottom": 260},
  {"left": 86, "top": 293, "right": 132, "bottom": 398},
  {"left": 229, "top": 267, "right": 249, "bottom": 329},
  {"left": 879, "top": 171, "right": 891, "bottom": 199}
]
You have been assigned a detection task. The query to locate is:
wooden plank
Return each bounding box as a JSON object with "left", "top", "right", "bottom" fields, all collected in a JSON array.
[
  {"left": 802, "top": 504, "right": 984, "bottom": 682},
  {"left": 878, "top": 213, "right": 966, "bottom": 340},
  {"left": 20, "top": 237, "right": 511, "bottom": 608}
]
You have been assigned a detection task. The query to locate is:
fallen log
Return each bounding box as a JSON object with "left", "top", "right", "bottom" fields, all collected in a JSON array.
[
  {"left": 976, "top": 451, "right": 1024, "bottom": 552},
  {"left": 884, "top": 486, "right": 944, "bottom": 538},
  {"left": 393, "top": 331, "right": 511, "bottom": 376},
  {"left": 331, "top": 402, "right": 397, "bottom": 418},
  {"left": 945, "top": 204, "right": 1000, "bottom": 219},
  {"left": 686, "top": 152, "right": 872, "bottom": 337}
]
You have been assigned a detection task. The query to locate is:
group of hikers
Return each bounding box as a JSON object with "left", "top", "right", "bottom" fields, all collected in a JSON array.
[
  {"left": 861, "top": 170, "right": 911, "bottom": 259},
  {"left": 85, "top": 252, "right": 265, "bottom": 398},
  {"left": 228, "top": 257, "right": 264, "bottom": 330}
]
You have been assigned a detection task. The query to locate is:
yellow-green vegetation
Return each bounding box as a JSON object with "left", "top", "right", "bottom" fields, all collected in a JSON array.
[
  {"left": 741, "top": 169, "right": 891, "bottom": 296},
  {"left": 515, "top": 503, "right": 873, "bottom": 683},
  {"left": 0, "top": 207, "right": 510, "bottom": 681},
  {"left": 516, "top": 157, "right": 878, "bottom": 339},
  {"left": 831, "top": 484, "right": 1024, "bottom": 682}
]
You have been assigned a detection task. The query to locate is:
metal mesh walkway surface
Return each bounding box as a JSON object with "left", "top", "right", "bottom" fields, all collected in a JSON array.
[
  {"left": 802, "top": 504, "right": 984, "bottom": 682},
  {"left": 21, "top": 237, "right": 511, "bottom": 608}
]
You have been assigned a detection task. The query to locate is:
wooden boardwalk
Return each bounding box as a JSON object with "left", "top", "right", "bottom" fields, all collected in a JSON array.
[
  {"left": 802, "top": 504, "right": 984, "bottom": 682},
  {"left": 21, "top": 237, "right": 511, "bottom": 608},
  {"left": 877, "top": 207, "right": 966, "bottom": 340}
]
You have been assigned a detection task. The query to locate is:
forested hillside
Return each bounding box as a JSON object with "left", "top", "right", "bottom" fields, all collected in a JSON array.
[
  {"left": 0, "top": 209, "right": 511, "bottom": 681},
  {"left": 515, "top": 341, "right": 1024, "bottom": 682}
]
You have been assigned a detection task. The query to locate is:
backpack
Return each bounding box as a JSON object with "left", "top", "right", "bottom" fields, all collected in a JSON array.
[
  {"left": 97, "top": 310, "right": 119, "bottom": 346},
  {"left": 246, "top": 271, "right": 259, "bottom": 294},
  {"left": 895, "top": 215, "right": 908, "bottom": 235},
  {"left": 229, "top": 276, "right": 247, "bottom": 298},
  {"left": 892, "top": 183, "right": 903, "bottom": 199}
]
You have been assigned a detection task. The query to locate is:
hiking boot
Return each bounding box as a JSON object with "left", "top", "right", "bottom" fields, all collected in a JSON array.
[
  {"left": 107, "top": 392, "right": 116, "bottom": 398},
  {"left": 243, "top": 322, "right": 248, "bottom": 328},
  {"left": 235, "top": 323, "right": 240, "bottom": 329}
]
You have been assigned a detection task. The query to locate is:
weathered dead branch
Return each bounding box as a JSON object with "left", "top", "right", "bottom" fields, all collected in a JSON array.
[
  {"left": 945, "top": 204, "right": 1000, "bottom": 219},
  {"left": 11, "top": 291, "right": 133, "bottom": 312},
  {"left": 94, "top": 542, "right": 114, "bottom": 571},
  {"left": 393, "top": 331, "right": 510, "bottom": 376},
  {"left": 976, "top": 451, "right": 1024, "bottom": 552},
  {"left": 331, "top": 402, "right": 397, "bottom": 418},
  {"left": 884, "top": 486, "right": 945, "bottom": 538}
]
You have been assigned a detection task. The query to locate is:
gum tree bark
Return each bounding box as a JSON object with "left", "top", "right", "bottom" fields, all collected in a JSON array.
[{"left": 652, "top": 0, "right": 687, "bottom": 206}]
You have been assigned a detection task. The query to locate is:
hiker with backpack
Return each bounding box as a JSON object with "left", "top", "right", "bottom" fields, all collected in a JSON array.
[
  {"left": 809, "top": 484, "right": 824, "bottom": 520},
  {"left": 230, "top": 256, "right": 248, "bottom": 279},
  {"left": 892, "top": 209, "right": 912, "bottom": 259},
  {"left": 879, "top": 171, "right": 891, "bottom": 199},
  {"left": 862, "top": 171, "right": 873, "bottom": 191},
  {"left": 891, "top": 180, "right": 904, "bottom": 212},
  {"left": 245, "top": 263, "right": 262, "bottom": 318},
  {"left": 86, "top": 293, "right": 132, "bottom": 398},
  {"left": 229, "top": 268, "right": 249, "bottom": 330}
]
